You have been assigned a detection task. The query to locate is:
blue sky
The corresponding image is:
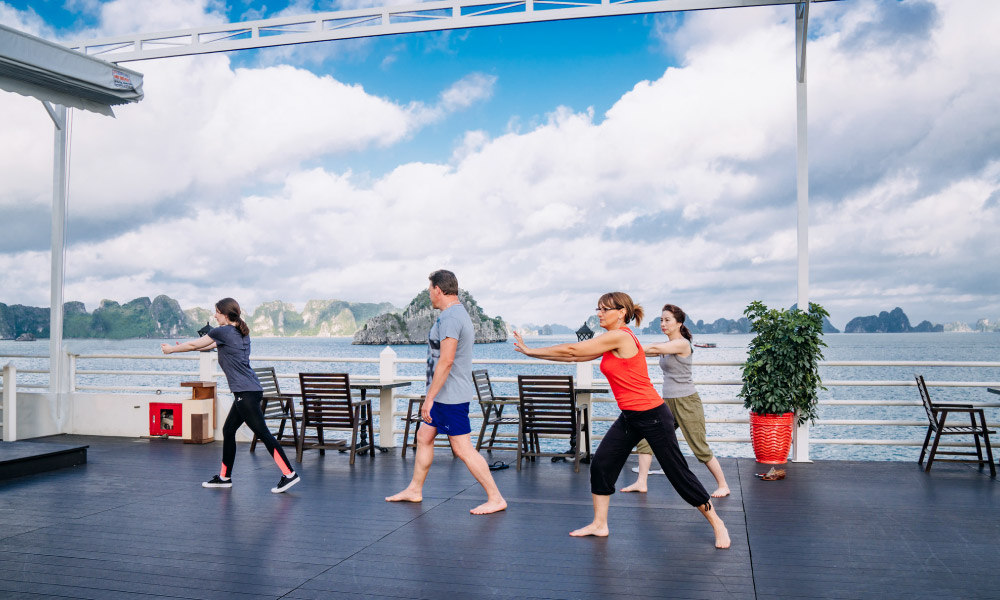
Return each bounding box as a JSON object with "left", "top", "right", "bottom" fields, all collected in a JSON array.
[{"left": 1, "top": 0, "right": 999, "bottom": 330}]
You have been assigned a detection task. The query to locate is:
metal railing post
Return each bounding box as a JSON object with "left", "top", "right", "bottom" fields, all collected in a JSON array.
[
  {"left": 378, "top": 346, "right": 398, "bottom": 447},
  {"left": 792, "top": 413, "right": 812, "bottom": 462},
  {"left": 576, "top": 361, "right": 595, "bottom": 454},
  {"left": 3, "top": 364, "right": 17, "bottom": 441},
  {"left": 198, "top": 350, "right": 215, "bottom": 381},
  {"left": 67, "top": 352, "right": 77, "bottom": 393}
]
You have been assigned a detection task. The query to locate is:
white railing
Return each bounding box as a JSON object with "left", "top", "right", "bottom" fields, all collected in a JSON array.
[{"left": 2, "top": 351, "right": 999, "bottom": 460}]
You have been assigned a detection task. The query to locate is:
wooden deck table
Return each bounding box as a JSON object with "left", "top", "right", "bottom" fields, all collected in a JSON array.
[{"left": 351, "top": 381, "right": 411, "bottom": 450}]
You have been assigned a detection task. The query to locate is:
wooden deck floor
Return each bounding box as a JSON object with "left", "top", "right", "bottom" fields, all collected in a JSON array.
[{"left": 1, "top": 435, "right": 998, "bottom": 599}]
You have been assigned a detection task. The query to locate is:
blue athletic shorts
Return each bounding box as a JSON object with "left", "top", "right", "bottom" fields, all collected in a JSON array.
[{"left": 427, "top": 401, "right": 472, "bottom": 436}]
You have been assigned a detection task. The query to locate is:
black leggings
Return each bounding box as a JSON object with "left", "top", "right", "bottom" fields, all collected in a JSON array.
[
  {"left": 221, "top": 391, "right": 293, "bottom": 478},
  {"left": 590, "top": 403, "right": 710, "bottom": 507}
]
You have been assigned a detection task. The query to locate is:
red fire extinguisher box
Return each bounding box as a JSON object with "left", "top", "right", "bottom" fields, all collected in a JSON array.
[{"left": 150, "top": 402, "right": 183, "bottom": 437}]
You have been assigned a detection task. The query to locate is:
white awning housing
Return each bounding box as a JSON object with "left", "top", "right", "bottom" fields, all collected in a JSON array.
[{"left": 0, "top": 23, "right": 143, "bottom": 116}]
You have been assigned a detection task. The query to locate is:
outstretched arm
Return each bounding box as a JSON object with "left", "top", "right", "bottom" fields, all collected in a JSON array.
[
  {"left": 161, "top": 335, "right": 216, "bottom": 354},
  {"left": 512, "top": 329, "right": 625, "bottom": 362},
  {"left": 644, "top": 338, "right": 690, "bottom": 357}
]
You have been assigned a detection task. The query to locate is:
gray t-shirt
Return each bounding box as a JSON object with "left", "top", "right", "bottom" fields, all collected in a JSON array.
[
  {"left": 659, "top": 343, "right": 697, "bottom": 398},
  {"left": 208, "top": 325, "right": 262, "bottom": 393},
  {"left": 426, "top": 303, "right": 475, "bottom": 405}
]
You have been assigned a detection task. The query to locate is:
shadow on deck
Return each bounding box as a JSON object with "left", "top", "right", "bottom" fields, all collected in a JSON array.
[{"left": 0, "top": 435, "right": 998, "bottom": 599}]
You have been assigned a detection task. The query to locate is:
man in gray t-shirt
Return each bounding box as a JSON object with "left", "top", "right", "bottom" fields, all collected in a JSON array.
[
  {"left": 426, "top": 304, "right": 474, "bottom": 405},
  {"left": 387, "top": 270, "right": 506, "bottom": 515}
]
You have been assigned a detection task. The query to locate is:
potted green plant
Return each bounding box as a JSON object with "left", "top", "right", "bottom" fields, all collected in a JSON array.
[{"left": 738, "top": 300, "right": 828, "bottom": 464}]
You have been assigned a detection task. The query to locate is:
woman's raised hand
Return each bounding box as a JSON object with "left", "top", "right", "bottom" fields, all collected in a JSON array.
[
  {"left": 160, "top": 343, "right": 173, "bottom": 355},
  {"left": 512, "top": 330, "right": 529, "bottom": 355}
]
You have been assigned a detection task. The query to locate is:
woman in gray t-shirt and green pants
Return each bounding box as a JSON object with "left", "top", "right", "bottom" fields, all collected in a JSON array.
[{"left": 621, "top": 304, "right": 730, "bottom": 498}]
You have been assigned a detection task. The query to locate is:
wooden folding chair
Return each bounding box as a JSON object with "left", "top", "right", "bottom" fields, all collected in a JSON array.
[
  {"left": 517, "top": 375, "right": 590, "bottom": 472},
  {"left": 916, "top": 375, "right": 995, "bottom": 477},
  {"left": 296, "top": 373, "right": 374, "bottom": 465},
  {"left": 249, "top": 366, "right": 298, "bottom": 453},
  {"left": 473, "top": 370, "right": 520, "bottom": 452}
]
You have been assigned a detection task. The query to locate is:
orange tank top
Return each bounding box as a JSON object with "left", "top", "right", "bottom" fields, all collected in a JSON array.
[{"left": 599, "top": 327, "right": 665, "bottom": 412}]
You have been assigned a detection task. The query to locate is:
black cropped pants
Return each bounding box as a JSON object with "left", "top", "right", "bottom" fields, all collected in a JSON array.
[
  {"left": 221, "top": 391, "right": 293, "bottom": 478},
  {"left": 590, "top": 402, "right": 710, "bottom": 507}
]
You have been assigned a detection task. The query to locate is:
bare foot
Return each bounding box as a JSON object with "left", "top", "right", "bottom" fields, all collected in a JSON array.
[
  {"left": 700, "top": 502, "right": 730, "bottom": 549},
  {"left": 620, "top": 481, "right": 647, "bottom": 493},
  {"left": 713, "top": 521, "right": 731, "bottom": 549},
  {"left": 710, "top": 486, "right": 731, "bottom": 498},
  {"left": 385, "top": 488, "right": 422, "bottom": 503},
  {"left": 569, "top": 522, "right": 609, "bottom": 537},
  {"left": 471, "top": 498, "right": 507, "bottom": 514}
]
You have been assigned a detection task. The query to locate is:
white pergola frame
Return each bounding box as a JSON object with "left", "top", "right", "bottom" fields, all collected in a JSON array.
[{"left": 51, "top": 0, "right": 821, "bottom": 458}]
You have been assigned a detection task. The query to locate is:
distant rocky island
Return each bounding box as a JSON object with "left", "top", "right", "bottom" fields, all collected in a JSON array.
[
  {"left": 249, "top": 299, "right": 396, "bottom": 337},
  {"left": 0, "top": 295, "right": 397, "bottom": 340},
  {"left": 518, "top": 323, "right": 574, "bottom": 335},
  {"left": 549, "top": 307, "right": 992, "bottom": 336},
  {"left": 843, "top": 307, "right": 942, "bottom": 333},
  {"left": 353, "top": 289, "right": 507, "bottom": 345},
  {"left": 0, "top": 296, "right": 200, "bottom": 340}
]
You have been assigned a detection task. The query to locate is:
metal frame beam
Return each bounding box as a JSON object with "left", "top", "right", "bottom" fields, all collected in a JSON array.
[
  {"left": 792, "top": 0, "right": 811, "bottom": 463},
  {"left": 66, "top": 0, "right": 835, "bottom": 63}
]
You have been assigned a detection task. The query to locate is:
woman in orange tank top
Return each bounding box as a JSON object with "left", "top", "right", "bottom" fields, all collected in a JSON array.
[{"left": 513, "top": 292, "right": 729, "bottom": 549}]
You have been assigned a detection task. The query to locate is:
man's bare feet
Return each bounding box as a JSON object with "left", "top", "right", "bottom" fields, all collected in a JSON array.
[
  {"left": 471, "top": 498, "right": 507, "bottom": 514},
  {"left": 385, "top": 488, "right": 422, "bottom": 503},
  {"left": 710, "top": 486, "right": 731, "bottom": 498},
  {"left": 569, "top": 522, "right": 609, "bottom": 537},
  {"left": 620, "top": 481, "right": 647, "bottom": 493}
]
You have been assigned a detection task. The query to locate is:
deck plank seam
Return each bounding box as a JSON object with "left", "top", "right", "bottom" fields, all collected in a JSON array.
[{"left": 737, "top": 459, "right": 759, "bottom": 600}]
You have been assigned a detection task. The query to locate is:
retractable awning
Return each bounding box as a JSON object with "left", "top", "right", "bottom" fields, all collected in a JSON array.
[
  {"left": 0, "top": 23, "right": 143, "bottom": 116},
  {"left": 0, "top": 25, "right": 145, "bottom": 439}
]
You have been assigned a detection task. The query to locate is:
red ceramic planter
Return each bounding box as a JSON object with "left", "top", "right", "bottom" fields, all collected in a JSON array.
[{"left": 749, "top": 411, "right": 794, "bottom": 464}]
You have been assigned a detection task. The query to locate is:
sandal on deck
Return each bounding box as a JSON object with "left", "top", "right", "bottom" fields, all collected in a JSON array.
[
  {"left": 489, "top": 461, "right": 509, "bottom": 471},
  {"left": 756, "top": 467, "right": 786, "bottom": 481}
]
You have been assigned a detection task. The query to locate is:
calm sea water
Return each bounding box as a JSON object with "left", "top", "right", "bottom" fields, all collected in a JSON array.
[{"left": 3, "top": 333, "right": 999, "bottom": 461}]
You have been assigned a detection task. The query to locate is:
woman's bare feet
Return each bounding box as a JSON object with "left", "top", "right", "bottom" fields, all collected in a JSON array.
[
  {"left": 385, "top": 488, "right": 422, "bottom": 503},
  {"left": 471, "top": 498, "right": 507, "bottom": 514},
  {"left": 710, "top": 486, "right": 731, "bottom": 498},
  {"left": 569, "top": 522, "right": 609, "bottom": 537},
  {"left": 620, "top": 481, "right": 647, "bottom": 493}
]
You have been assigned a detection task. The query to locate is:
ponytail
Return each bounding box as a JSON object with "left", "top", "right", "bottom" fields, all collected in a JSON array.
[
  {"left": 662, "top": 304, "right": 693, "bottom": 342},
  {"left": 235, "top": 318, "right": 250, "bottom": 337},
  {"left": 632, "top": 305, "right": 645, "bottom": 327},
  {"left": 215, "top": 298, "right": 250, "bottom": 337}
]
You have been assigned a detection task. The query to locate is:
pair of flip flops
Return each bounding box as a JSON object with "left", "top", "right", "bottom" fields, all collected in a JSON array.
[
  {"left": 489, "top": 461, "right": 509, "bottom": 471},
  {"left": 755, "top": 467, "right": 786, "bottom": 481}
]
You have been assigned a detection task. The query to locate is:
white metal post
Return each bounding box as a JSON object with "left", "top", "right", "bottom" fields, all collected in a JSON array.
[
  {"left": 379, "top": 346, "right": 398, "bottom": 447},
  {"left": 67, "top": 353, "right": 77, "bottom": 393},
  {"left": 198, "top": 350, "right": 215, "bottom": 381},
  {"left": 575, "top": 360, "right": 594, "bottom": 455},
  {"left": 3, "top": 364, "right": 17, "bottom": 441},
  {"left": 47, "top": 103, "right": 71, "bottom": 401},
  {"left": 792, "top": 0, "right": 812, "bottom": 463}
]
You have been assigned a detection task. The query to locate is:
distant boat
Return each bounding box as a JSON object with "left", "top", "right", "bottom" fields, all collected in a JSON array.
[
  {"left": 693, "top": 342, "right": 716, "bottom": 348},
  {"left": 15, "top": 333, "right": 36, "bottom": 341}
]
